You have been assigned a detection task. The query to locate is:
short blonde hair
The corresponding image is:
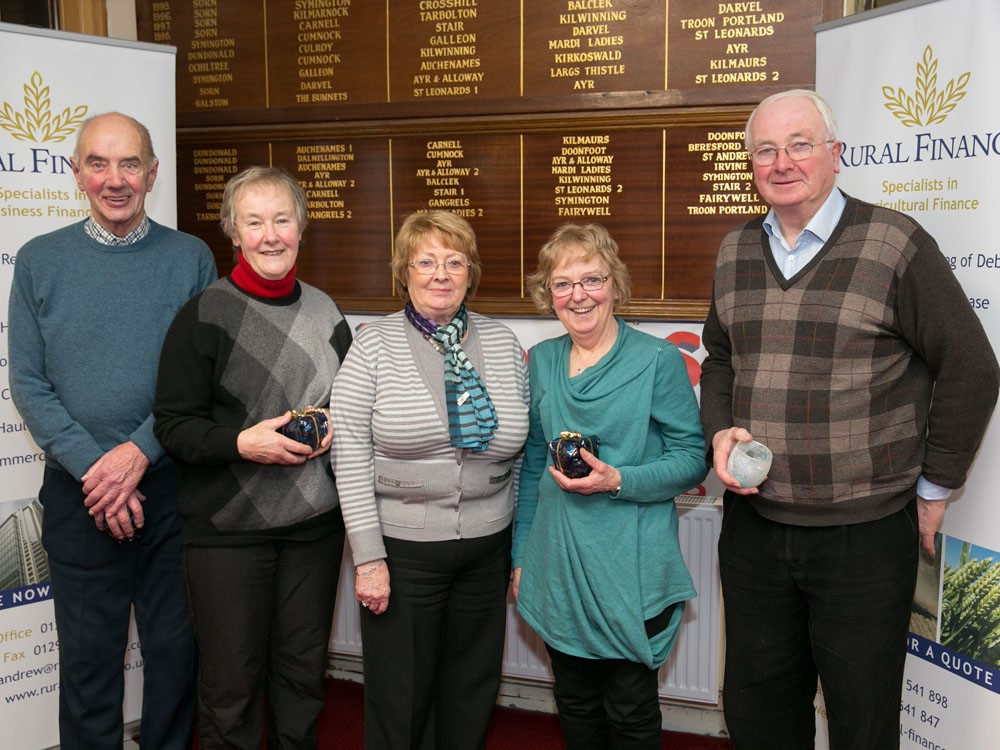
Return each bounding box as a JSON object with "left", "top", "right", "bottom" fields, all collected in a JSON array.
[
  {"left": 526, "top": 224, "right": 631, "bottom": 315},
  {"left": 392, "top": 211, "right": 482, "bottom": 303}
]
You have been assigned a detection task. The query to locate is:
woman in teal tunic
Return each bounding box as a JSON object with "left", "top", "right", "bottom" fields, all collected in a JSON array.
[{"left": 512, "top": 224, "right": 707, "bottom": 749}]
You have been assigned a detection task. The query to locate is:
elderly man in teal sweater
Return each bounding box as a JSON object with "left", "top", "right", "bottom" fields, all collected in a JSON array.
[{"left": 8, "top": 112, "right": 216, "bottom": 749}]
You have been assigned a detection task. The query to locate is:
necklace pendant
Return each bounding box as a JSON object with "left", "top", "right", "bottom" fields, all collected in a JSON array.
[{"left": 423, "top": 333, "right": 445, "bottom": 355}]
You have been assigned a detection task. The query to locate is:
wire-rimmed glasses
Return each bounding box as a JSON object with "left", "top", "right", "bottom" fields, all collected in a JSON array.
[
  {"left": 749, "top": 140, "right": 835, "bottom": 166},
  {"left": 549, "top": 273, "right": 611, "bottom": 298},
  {"left": 408, "top": 258, "right": 471, "bottom": 275}
]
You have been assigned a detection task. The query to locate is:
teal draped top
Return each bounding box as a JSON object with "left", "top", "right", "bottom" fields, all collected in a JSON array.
[{"left": 512, "top": 320, "right": 707, "bottom": 668}]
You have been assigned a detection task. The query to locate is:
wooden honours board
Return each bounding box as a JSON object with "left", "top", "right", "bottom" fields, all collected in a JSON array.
[{"left": 141, "top": 0, "right": 840, "bottom": 318}]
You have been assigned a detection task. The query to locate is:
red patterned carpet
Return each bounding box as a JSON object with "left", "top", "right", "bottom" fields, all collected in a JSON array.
[
  {"left": 189, "top": 677, "right": 733, "bottom": 748},
  {"left": 316, "top": 677, "right": 734, "bottom": 749}
]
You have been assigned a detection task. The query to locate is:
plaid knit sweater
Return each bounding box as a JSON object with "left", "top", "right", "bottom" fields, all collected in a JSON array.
[{"left": 701, "top": 193, "right": 999, "bottom": 525}]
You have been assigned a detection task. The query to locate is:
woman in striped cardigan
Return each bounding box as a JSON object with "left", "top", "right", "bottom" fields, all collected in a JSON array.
[{"left": 330, "top": 211, "right": 529, "bottom": 750}]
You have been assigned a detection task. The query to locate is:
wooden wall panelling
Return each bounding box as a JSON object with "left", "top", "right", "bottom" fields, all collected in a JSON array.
[{"left": 146, "top": 0, "right": 842, "bottom": 318}]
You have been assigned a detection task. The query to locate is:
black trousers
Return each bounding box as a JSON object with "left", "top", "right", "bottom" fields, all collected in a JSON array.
[
  {"left": 544, "top": 634, "right": 668, "bottom": 750},
  {"left": 360, "top": 527, "right": 511, "bottom": 750},
  {"left": 719, "top": 497, "right": 919, "bottom": 750},
  {"left": 40, "top": 464, "right": 197, "bottom": 750},
  {"left": 183, "top": 530, "right": 345, "bottom": 750}
]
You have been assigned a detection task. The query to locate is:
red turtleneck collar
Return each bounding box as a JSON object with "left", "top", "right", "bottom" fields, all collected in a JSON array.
[{"left": 230, "top": 251, "right": 296, "bottom": 298}]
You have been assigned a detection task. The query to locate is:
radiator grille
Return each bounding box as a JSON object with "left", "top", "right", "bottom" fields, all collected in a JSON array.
[{"left": 330, "top": 496, "right": 722, "bottom": 703}]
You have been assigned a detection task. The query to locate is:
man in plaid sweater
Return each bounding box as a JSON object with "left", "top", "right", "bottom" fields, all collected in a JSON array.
[{"left": 700, "top": 89, "right": 999, "bottom": 750}]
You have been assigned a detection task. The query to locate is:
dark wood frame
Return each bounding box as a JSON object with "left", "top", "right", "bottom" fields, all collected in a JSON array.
[{"left": 147, "top": 0, "right": 843, "bottom": 319}]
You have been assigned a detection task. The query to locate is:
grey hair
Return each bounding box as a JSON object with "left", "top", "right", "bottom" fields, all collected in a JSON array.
[
  {"left": 74, "top": 112, "right": 157, "bottom": 165},
  {"left": 745, "top": 89, "right": 839, "bottom": 152},
  {"left": 219, "top": 166, "right": 309, "bottom": 240}
]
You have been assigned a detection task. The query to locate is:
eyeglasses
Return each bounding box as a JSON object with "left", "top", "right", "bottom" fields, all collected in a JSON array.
[
  {"left": 549, "top": 273, "right": 611, "bottom": 298},
  {"left": 749, "top": 140, "right": 835, "bottom": 166},
  {"left": 409, "top": 258, "right": 471, "bottom": 275}
]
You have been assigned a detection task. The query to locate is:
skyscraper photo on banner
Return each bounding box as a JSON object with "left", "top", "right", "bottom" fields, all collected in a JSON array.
[
  {"left": 0, "top": 22, "right": 175, "bottom": 749},
  {"left": 817, "top": 1, "right": 1000, "bottom": 748}
]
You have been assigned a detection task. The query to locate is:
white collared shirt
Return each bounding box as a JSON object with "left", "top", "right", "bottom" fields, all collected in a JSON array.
[{"left": 763, "top": 189, "right": 847, "bottom": 279}]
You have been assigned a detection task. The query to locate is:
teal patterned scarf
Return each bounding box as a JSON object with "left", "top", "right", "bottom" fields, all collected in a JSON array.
[{"left": 406, "top": 303, "right": 498, "bottom": 451}]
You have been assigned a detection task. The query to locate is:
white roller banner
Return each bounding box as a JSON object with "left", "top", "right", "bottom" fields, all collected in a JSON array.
[
  {"left": 817, "top": 1, "right": 1000, "bottom": 748},
  {"left": 0, "top": 22, "right": 176, "bottom": 749}
]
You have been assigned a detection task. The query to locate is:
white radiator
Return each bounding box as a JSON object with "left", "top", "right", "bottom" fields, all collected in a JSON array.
[{"left": 329, "top": 495, "right": 723, "bottom": 704}]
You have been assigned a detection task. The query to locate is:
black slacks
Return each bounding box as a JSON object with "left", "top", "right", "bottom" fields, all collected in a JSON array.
[
  {"left": 183, "top": 530, "right": 345, "bottom": 750},
  {"left": 545, "top": 645, "right": 663, "bottom": 750},
  {"left": 40, "top": 463, "right": 197, "bottom": 750},
  {"left": 719, "top": 497, "right": 919, "bottom": 750},
  {"left": 360, "top": 527, "right": 511, "bottom": 750}
]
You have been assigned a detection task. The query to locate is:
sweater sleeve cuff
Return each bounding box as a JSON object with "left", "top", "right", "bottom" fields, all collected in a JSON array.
[
  {"left": 609, "top": 472, "right": 626, "bottom": 499},
  {"left": 349, "top": 530, "right": 388, "bottom": 568},
  {"left": 130, "top": 415, "right": 165, "bottom": 466}
]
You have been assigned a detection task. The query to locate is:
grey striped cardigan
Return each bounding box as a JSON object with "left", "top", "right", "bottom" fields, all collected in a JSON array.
[{"left": 330, "top": 311, "right": 529, "bottom": 566}]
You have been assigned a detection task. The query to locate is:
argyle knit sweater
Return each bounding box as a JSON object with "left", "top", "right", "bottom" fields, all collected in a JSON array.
[
  {"left": 700, "top": 194, "right": 1000, "bottom": 526},
  {"left": 154, "top": 277, "right": 352, "bottom": 544}
]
